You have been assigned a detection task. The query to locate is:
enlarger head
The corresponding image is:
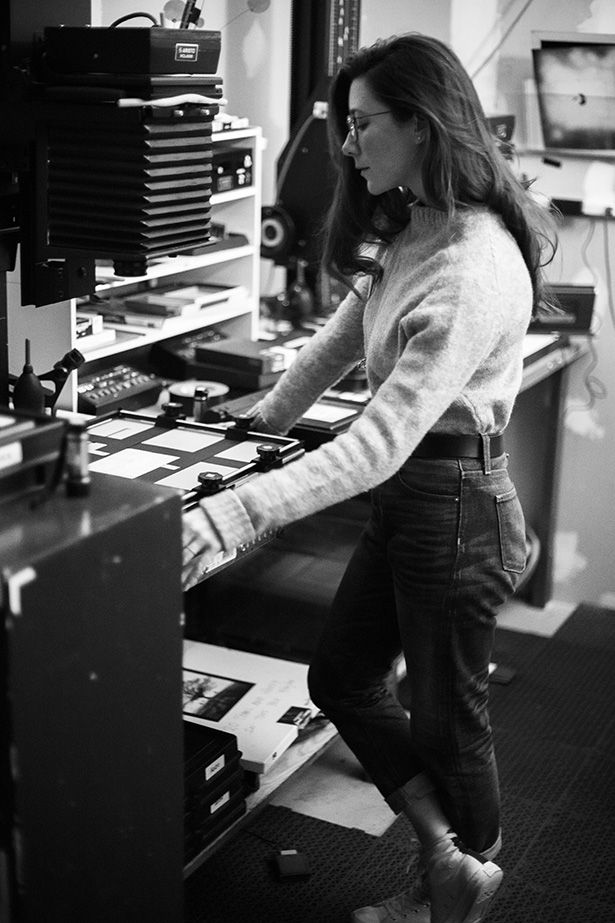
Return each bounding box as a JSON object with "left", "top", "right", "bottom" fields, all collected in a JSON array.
[{"left": 1, "top": 22, "right": 223, "bottom": 305}]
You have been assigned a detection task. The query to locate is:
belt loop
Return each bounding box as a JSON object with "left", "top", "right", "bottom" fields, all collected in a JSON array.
[{"left": 481, "top": 434, "right": 492, "bottom": 474}]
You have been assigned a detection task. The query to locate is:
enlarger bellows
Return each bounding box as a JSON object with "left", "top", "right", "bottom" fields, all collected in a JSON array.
[
  {"left": 36, "top": 26, "right": 224, "bottom": 277},
  {"left": 45, "top": 109, "right": 215, "bottom": 276}
]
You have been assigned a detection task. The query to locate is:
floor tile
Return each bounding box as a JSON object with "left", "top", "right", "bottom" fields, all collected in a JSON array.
[
  {"left": 270, "top": 736, "right": 395, "bottom": 835},
  {"left": 496, "top": 598, "right": 575, "bottom": 636}
]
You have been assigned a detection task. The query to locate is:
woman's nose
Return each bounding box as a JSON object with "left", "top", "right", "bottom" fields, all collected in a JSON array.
[{"left": 342, "top": 133, "right": 356, "bottom": 156}]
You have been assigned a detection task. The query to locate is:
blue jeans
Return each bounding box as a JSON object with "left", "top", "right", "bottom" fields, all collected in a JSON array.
[{"left": 308, "top": 452, "right": 526, "bottom": 853}]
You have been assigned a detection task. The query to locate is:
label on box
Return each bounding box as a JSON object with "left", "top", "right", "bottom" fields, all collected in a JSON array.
[
  {"left": 210, "top": 790, "right": 231, "bottom": 815},
  {"left": 175, "top": 43, "right": 199, "bottom": 62},
  {"left": 205, "top": 754, "right": 226, "bottom": 782}
]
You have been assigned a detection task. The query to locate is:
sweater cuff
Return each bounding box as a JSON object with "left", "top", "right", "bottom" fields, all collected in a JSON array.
[{"left": 200, "top": 488, "right": 257, "bottom": 551}]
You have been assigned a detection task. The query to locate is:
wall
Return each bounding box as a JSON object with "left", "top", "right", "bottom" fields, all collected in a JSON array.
[{"left": 101, "top": 1, "right": 614, "bottom": 608}]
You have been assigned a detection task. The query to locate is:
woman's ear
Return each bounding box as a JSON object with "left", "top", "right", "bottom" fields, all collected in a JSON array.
[{"left": 413, "top": 114, "right": 428, "bottom": 144}]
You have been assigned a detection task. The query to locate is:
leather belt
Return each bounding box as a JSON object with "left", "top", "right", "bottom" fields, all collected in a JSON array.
[{"left": 413, "top": 433, "right": 505, "bottom": 459}]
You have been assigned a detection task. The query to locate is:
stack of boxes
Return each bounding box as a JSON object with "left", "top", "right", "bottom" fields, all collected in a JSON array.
[{"left": 183, "top": 723, "right": 248, "bottom": 862}]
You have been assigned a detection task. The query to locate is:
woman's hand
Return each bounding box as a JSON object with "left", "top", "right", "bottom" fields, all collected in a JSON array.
[
  {"left": 182, "top": 504, "right": 224, "bottom": 591},
  {"left": 249, "top": 402, "right": 285, "bottom": 436}
]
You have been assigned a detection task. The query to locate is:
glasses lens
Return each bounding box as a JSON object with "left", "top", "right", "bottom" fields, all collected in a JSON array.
[{"left": 345, "top": 115, "right": 356, "bottom": 139}]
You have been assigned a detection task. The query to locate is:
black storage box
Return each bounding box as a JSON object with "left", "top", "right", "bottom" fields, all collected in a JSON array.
[{"left": 43, "top": 26, "right": 221, "bottom": 76}]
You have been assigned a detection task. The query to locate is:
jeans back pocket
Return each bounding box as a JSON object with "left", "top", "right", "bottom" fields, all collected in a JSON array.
[{"left": 495, "top": 486, "right": 527, "bottom": 574}]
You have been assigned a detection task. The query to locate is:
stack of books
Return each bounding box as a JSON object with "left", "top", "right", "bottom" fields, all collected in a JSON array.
[{"left": 79, "top": 282, "right": 247, "bottom": 331}]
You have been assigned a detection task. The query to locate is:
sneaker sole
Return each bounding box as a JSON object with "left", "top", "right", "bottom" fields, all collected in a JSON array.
[
  {"left": 350, "top": 860, "right": 430, "bottom": 923},
  {"left": 350, "top": 896, "right": 431, "bottom": 922},
  {"left": 456, "top": 861, "right": 503, "bottom": 923}
]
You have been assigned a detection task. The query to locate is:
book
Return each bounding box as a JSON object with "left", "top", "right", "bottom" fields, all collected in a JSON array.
[
  {"left": 78, "top": 302, "right": 178, "bottom": 329},
  {"left": 160, "top": 282, "right": 247, "bottom": 307},
  {"left": 194, "top": 337, "right": 296, "bottom": 374},
  {"left": 122, "top": 291, "right": 202, "bottom": 317},
  {"left": 182, "top": 640, "right": 319, "bottom": 774},
  {"left": 81, "top": 307, "right": 171, "bottom": 329},
  {"left": 124, "top": 283, "right": 247, "bottom": 317},
  {"left": 78, "top": 282, "right": 249, "bottom": 330}
]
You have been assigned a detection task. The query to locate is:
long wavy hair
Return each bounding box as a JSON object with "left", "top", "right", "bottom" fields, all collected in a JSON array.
[{"left": 322, "top": 33, "right": 557, "bottom": 313}]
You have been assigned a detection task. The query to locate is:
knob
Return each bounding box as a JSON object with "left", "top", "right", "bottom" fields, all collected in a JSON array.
[
  {"left": 233, "top": 412, "right": 255, "bottom": 430},
  {"left": 162, "top": 401, "right": 184, "bottom": 418},
  {"left": 197, "top": 471, "right": 224, "bottom": 494},
  {"left": 256, "top": 443, "right": 282, "bottom": 468},
  {"left": 157, "top": 401, "right": 185, "bottom": 427}
]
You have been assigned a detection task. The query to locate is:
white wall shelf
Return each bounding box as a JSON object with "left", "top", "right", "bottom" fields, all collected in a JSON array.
[
  {"left": 79, "top": 294, "right": 254, "bottom": 364},
  {"left": 93, "top": 244, "right": 256, "bottom": 294}
]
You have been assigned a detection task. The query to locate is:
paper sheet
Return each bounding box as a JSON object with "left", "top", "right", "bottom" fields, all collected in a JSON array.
[
  {"left": 87, "top": 419, "right": 155, "bottom": 440},
  {"left": 89, "top": 448, "right": 178, "bottom": 478},
  {"left": 142, "top": 430, "right": 224, "bottom": 453}
]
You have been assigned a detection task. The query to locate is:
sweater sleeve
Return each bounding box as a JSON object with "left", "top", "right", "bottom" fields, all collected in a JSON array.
[
  {"left": 196, "top": 211, "right": 530, "bottom": 554},
  {"left": 198, "top": 286, "right": 498, "bottom": 551},
  {"left": 253, "top": 278, "right": 369, "bottom": 434}
]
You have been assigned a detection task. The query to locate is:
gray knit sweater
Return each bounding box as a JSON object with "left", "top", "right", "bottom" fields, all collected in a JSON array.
[{"left": 199, "top": 205, "right": 533, "bottom": 552}]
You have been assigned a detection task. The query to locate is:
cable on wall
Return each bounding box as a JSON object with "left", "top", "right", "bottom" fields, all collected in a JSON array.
[
  {"left": 602, "top": 216, "right": 615, "bottom": 330},
  {"left": 470, "top": 0, "right": 537, "bottom": 80},
  {"left": 564, "top": 218, "right": 608, "bottom": 416},
  {"left": 464, "top": 0, "right": 523, "bottom": 74}
]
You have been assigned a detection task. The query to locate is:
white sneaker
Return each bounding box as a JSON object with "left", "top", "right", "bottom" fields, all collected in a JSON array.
[
  {"left": 351, "top": 871, "right": 430, "bottom": 922},
  {"left": 425, "top": 833, "right": 503, "bottom": 923}
]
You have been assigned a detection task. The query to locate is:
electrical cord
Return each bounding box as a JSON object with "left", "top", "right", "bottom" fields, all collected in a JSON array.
[
  {"left": 602, "top": 216, "right": 615, "bottom": 330},
  {"left": 464, "top": 0, "right": 524, "bottom": 74},
  {"left": 246, "top": 829, "right": 284, "bottom": 849},
  {"left": 109, "top": 12, "right": 159, "bottom": 28},
  {"left": 563, "top": 217, "right": 608, "bottom": 417},
  {"left": 470, "top": 0, "right": 537, "bottom": 80},
  {"left": 564, "top": 335, "right": 607, "bottom": 416}
]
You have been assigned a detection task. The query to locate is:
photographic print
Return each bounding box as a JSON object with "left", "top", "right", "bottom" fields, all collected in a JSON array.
[{"left": 183, "top": 669, "right": 253, "bottom": 721}]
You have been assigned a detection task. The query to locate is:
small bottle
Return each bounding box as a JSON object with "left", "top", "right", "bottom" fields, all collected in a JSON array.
[
  {"left": 64, "top": 422, "right": 91, "bottom": 497},
  {"left": 192, "top": 386, "right": 209, "bottom": 422},
  {"left": 287, "top": 258, "right": 314, "bottom": 328}
]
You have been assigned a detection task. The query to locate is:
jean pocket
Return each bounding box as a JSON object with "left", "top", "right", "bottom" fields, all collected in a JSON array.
[{"left": 495, "top": 487, "right": 527, "bottom": 573}]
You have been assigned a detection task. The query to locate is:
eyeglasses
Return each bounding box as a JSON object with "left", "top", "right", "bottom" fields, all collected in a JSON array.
[{"left": 345, "top": 110, "right": 392, "bottom": 141}]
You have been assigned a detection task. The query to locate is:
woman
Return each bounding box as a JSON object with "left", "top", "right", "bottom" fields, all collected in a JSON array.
[{"left": 182, "top": 33, "right": 557, "bottom": 923}]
